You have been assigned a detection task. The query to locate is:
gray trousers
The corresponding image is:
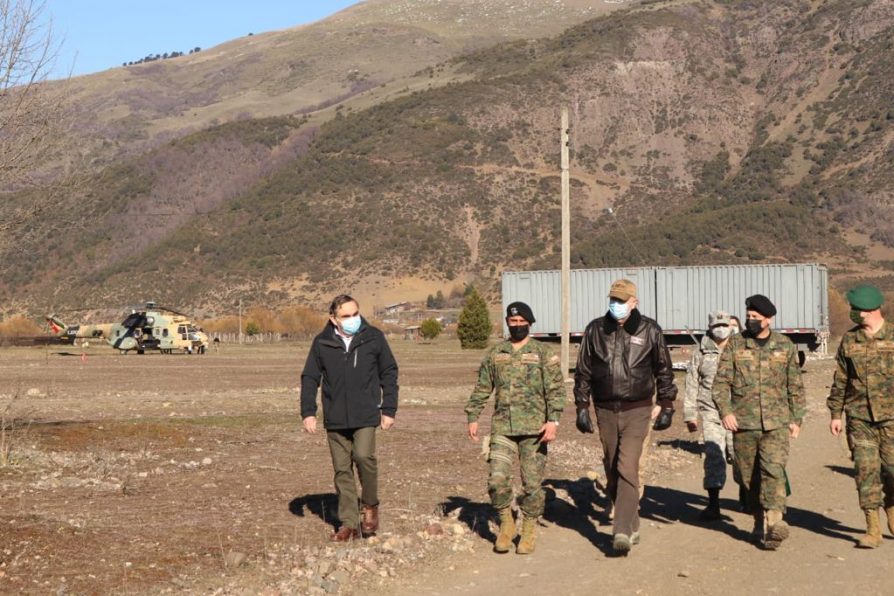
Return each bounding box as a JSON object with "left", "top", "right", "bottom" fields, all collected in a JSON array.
[
  {"left": 326, "top": 426, "right": 378, "bottom": 528},
  {"left": 700, "top": 406, "right": 735, "bottom": 490},
  {"left": 596, "top": 405, "right": 652, "bottom": 537}
]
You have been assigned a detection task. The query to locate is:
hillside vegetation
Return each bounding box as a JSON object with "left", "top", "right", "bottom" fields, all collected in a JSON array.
[{"left": 2, "top": 0, "right": 893, "bottom": 316}]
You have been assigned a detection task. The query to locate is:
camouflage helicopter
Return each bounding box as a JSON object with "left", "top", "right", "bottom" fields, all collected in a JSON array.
[{"left": 47, "top": 302, "right": 208, "bottom": 354}]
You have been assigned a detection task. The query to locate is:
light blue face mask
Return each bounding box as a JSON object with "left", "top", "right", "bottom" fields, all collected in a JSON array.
[
  {"left": 609, "top": 301, "right": 629, "bottom": 321},
  {"left": 341, "top": 315, "right": 362, "bottom": 335}
]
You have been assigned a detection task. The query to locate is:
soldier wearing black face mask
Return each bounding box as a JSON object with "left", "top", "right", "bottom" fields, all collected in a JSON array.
[{"left": 465, "top": 301, "right": 565, "bottom": 555}]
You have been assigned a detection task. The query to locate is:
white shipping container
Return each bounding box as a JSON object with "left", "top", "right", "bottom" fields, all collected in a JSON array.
[{"left": 501, "top": 263, "right": 829, "bottom": 352}]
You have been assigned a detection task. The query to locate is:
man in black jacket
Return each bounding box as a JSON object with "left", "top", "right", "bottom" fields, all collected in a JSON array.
[
  {"left": 300, "top": 294, "right": 399, "bottom": 541},
  {"left": 574, "top": 279, "right": 677, "bottom": 555}
]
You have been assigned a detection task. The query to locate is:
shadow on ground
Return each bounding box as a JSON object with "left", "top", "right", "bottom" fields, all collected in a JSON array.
[
  {"left": 288, "top": 493, "right": 339, "bottom": 530},
  {"left": 438, "top": 496, "right": 496, "bottom": 542}
]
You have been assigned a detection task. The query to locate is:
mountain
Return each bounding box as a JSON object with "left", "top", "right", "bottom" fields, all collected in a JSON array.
[{"left": 3, "top": 0, "right": 894, "bottom": 317}]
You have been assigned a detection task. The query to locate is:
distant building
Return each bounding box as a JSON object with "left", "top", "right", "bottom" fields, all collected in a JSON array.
[
  {"left": 384, "top": 302, "right": 412, "bottom": 315},
  {"left": 403, "top": 325, "right": 421, "bottom": 341}
]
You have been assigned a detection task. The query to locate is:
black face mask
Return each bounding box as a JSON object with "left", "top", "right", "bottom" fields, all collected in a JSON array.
[
  {"left": 508, "top": 325, "right": 530, "bottom": 342},
  {"left": 745, "top": 319, "right": 764, "bottom": 336}
]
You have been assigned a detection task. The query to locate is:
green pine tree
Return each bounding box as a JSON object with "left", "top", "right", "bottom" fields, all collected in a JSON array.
[{"left": 457, "top": 288, "right": 491, "bottom": 349}]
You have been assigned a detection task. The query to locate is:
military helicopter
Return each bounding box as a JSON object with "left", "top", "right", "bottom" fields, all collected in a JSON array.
[{"left": 47, "top": 302, "right": 208, "bottom": 354}]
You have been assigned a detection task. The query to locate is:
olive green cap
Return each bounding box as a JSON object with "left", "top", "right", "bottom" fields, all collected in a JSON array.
[{"left": 846, "top": 285, "right": 884, "bottom": 311}]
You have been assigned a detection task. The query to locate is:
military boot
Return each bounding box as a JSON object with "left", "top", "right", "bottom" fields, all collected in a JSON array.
[
  {"left": 763, "top": 509, "right": 789, "bottom": 550},
  {"left": 885, "top": 506, "right": 894, "bottom": 536},
  {"left": 493, "top": 507, "right": 516, "bottom": 553},
  {"left": 857, "top": 509, "right": 882, "bottom": 549},
  {"left": 516, "top": 517, "right": 537, "bottom": 555}
]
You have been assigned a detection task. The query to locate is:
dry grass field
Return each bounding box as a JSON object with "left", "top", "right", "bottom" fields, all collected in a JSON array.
[
  {"left": 0, "top": 338, "right": 701, "bottom": 594},
  {"left": 3, "top": 340, "right": 865, "bottom": 595}
]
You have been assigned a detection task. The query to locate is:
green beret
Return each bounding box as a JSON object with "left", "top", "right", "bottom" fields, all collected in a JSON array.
[{"left": 846, "top": 285, "right": 884, "bottom": 311}]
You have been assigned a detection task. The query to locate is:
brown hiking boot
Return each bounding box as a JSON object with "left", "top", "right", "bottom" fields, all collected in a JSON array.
[
  {"left": 331, "top": 526, "right": 360, "bottom": 542},
  {"left": 763, "top": 509, "right": 789, "bottom": 550},
  {"left": 516, "top": 517, "right": 537, "bottom": 555},
  {"left": 494, "top": 507, "right": 516, "bottom": 553},
  {"left": 885, "top": 506, "right": 894, "bottom": 536},
  {"left": 857, "top": 509, "right": 882, "bottom": 549},
  {"left": 361, "top": 504, "right": 379, "bottom": 535}
]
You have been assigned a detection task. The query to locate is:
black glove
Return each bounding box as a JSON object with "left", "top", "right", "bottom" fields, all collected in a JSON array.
[
  {"left": 652, "top": 406, "right": 674, "bottom": 431},
  {"left": 576, "top": 407, "right": 594, "bottom": 434}
]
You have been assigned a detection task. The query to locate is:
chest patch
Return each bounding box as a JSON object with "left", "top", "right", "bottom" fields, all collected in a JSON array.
[
  {"left": 630, "top": 336, "right": 645, "bottom": 346},
  {"left": 736, "top": 350, "right": 755, "bottom": 361},
  {"left": 521, "top": 353, "right": 541, "bottom": 364},
  {"left": 494, "top": 354, "right": 511, "bottom": 363}
]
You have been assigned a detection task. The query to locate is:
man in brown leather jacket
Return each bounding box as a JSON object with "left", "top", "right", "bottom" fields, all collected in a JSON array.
[{"left": 573, "top": 279, "right": 677, "bottom": 555}]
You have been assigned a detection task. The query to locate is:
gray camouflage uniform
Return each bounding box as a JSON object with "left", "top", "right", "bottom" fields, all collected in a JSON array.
[{"left": 684, "top": 334, "right": 735, "bottom": 490}]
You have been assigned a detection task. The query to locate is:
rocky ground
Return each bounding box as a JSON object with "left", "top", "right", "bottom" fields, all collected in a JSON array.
[{"left": 3, "top": 341, "right": 877, "bottom": 595}]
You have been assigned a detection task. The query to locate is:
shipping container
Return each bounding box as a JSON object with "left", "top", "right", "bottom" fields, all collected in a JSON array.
[{"left": 501, "top": 263, "right": 829, "bottom": 354}]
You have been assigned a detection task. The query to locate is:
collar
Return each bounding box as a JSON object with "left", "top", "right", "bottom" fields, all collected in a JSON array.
[
  {"left": 495, "top": 339, "right": 535, "bottom": 354},
  {"left": 603, "top": 308, "right": 642, "bottom": 335},
  {"left": 741, "top": 330, "right": 782, "bottom": 350},
  {"left": 701, "top": 335, "right": 721, "bottom": 353},
  {"left": 855, "top": 320, "right": 891, "bottom": 342}
]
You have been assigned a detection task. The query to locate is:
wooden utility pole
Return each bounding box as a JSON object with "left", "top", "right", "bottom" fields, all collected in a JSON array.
[
  {"left": 238, "top": 299, "right": 243, "bottom": 344},
  {"left": 561, "top": 108, "right": 571, "bottom": 380}
]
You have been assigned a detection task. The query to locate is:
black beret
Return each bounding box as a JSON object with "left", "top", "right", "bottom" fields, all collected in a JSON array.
[
  {"left": 506, "top": 301, "right": 535, "bottom": 324},
  {"left": 745, "top": 294, "right": 777, "bottom": 318}
]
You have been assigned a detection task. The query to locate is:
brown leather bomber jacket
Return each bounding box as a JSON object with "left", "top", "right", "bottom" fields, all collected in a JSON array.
[{"left": 573, "top": 309, "right": 677, "bottom": 410}]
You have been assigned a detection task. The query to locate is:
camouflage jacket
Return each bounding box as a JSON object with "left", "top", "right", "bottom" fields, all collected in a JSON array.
[
  {"left": 465, "top": 339, "right": 565, "bottom": 436},
  {"left": 684, "top": 334, "right": 724, "bottom": 422},
  {"left": 828, "top": 322, "right": 894, "bottom": 423},
  {"left": 712, "top": 331, "right": 806, "bottom": 431}
]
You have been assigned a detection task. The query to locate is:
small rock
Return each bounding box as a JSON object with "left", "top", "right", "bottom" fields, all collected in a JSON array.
[
  {"left": 450, "top": 523, "right": 465, "bottom": 536},
  {"left": 585, "top": 470, "right": 601, "bottom": 481},
  {"left": 202, "top": 458, "right": 212, "bottom": 466},
  {"left": 677, "top": 570, "right": 690, "bottom": 578},
  {"left": 26, "top": 388, "right": 41, "bottom": 397},
  {"left": 321, "top": 579, "right": 338, "bottom": 594},
  {"left": 224, "top": 552, "right": 247, "bottom": 568},
  {"left": 329, "top": 570, "right": 350, "bottom": 584},
  {"left": 317, "top": 561, "right": 332, "bottom": 576},
  {"left": 426, "top": 523, "right": 444, "bottom": 536}
]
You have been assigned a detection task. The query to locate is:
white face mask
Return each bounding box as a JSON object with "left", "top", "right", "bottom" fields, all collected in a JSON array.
[{"left": 710, "top": 326, "right": 732, "bottom": 340}]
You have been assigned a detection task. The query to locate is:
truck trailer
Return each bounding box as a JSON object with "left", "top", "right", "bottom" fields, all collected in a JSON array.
[{"left": 501, "top": 263, "right": 829, "bottom": 355}]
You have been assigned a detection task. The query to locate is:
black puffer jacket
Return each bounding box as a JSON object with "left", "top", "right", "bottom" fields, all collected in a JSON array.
[
  {"left": 300, "top": 318, "right": 399, "bottom": 429},
  {"left": 573, "top": 309, "right": 677, "bottom": 409}
]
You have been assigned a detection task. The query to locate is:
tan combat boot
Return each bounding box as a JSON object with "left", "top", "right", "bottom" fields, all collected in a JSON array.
[
  {"left": 763, "top": 509, "right": 789, "bottom": 550},
  {"left": 885, "top": 506, "right": 894, "bottom": 536},
  {"left": 515, "top": 517, "right": 537, "bottom": 555},
  {"left": 493, "top": 508, "right": 516, "bottom": 553},
  {"left": 857, "top": 509, "right": 882, "bottom": 549}
]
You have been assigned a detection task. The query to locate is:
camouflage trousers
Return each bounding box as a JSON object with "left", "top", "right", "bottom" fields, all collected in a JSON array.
[
  {"left": 734, "top": 427, "right": 790, "bottom": 512},
  {"left": 699, "top": 406, "right": 735, "bottom": 490},
  {"left": 487, "top": 434, "right": 548, "bottom": 518},
  {"left": 847, "top": 417, "right": 894, "bottom": 510}
]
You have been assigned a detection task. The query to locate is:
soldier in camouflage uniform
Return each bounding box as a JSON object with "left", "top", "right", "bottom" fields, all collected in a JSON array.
[
  {"left": 828, "top": 285, "right": 894, "bottom": 548},
  {"left": 712, "top": 295, "right": 806, "bottom": 550},
  {"left": 465, "top": 301, "right": 565, "bottom": 555},
  {"left": 684, "top": 310, "right": 736, "bottom": 520}
]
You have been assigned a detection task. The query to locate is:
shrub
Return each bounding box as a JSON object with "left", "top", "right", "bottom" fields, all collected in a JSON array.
[
  {"left": 420, "top": 318, "right": 442, "bottom": 340},
  {"left": 457, "top": 289, "right": 491, "bottom": 349}
]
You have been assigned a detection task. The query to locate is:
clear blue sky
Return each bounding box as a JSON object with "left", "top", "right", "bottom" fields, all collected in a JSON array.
[{"left": 46, "top": 1, "right": 361, "bottom": 79}]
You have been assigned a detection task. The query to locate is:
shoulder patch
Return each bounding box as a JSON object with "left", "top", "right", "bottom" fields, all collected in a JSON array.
[{"left": 548, "top": 354, "right": 560, "bottom": 364}]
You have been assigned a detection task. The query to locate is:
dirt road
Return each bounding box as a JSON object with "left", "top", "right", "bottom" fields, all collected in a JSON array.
[
  {"left": 2, "top": 344, "right": 893, "bottom": 594},
  {"left": 383, "top": 358, "right": 893, "bottom": 596}
]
